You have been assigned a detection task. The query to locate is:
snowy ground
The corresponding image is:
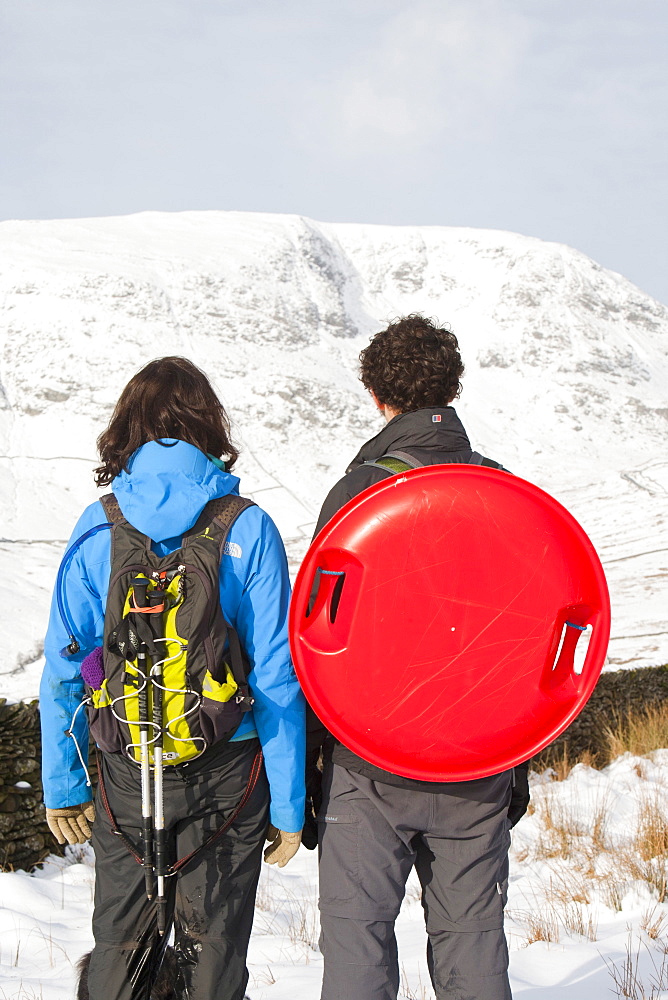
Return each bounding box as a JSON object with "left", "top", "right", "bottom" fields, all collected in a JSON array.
[
  {"left": 2, "top": 212, "right": 667, "bottom": 998},
  {"left": 2, "top": 211, "right": 668, "bottom": 687},
  {"left": 3, "top": 755, "right": 668, "bottom": 999}
]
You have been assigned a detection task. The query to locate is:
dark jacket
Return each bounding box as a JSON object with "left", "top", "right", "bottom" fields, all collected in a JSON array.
[
  {"left": 312, "top": 406, "right": 475, "bottom": 539},
  {"left": 306, "top": 406, "right": 529, "bottom": 821}
]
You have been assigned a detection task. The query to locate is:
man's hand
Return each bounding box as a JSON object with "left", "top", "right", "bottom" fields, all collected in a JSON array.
[
  {"left": 46, "top": 802, "right": 96, "bottom": 845},
  {"left": 264, "top": 824, "right": 302, "bottom": 867},
  {"left": 508, "top": 762, "right": 530, "bottom": 828}
]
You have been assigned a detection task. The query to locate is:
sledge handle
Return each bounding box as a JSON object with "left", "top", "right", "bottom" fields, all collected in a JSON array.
[
  {"left": 297, "top": 563, "right": 355, "bottom": 656},
  {"left": 542, "top": 607, "right": 604, "bottom": 696},
  {"left": 308, "top": 567, "right": 346, "bottom": 623}
]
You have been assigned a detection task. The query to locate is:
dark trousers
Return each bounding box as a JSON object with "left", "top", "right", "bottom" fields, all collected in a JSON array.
[
  {"left": 89, "top": 738, "right": 269, "bottom": 1000},
  {"left": 318, "top": 763, "right": 513, "bottom": 1000}
]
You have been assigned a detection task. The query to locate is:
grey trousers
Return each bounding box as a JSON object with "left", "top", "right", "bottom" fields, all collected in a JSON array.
[
  {"left": 89, "top": 738, "right": 269, "bottom": 1000},
  {"left": 318, "top": 763, "right": 513, "bottom": 1000}
]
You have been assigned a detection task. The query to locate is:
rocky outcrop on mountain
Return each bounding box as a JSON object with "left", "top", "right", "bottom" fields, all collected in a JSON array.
[{"left": 0, "top": 211, "right": 667, "bottom": 683}]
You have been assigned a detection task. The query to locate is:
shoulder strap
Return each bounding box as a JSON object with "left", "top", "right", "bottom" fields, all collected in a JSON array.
[
  {"left": 100, "top": 493, "right": 126, "bottom": 523},
  {"left": 368, "top": 451, "right": 504, "bottom": 476},
  {"left": 206, "top": 495, "right": 256, "bottom": 535},
  {"left": 185, "top": 495, "right": 256, "bottom": 552},
  {"left": 364, "top": 451, "right": 425, "bottom": 476},
  {"left": 101, "top": 492, "right": 256, "bottom": 536},
  {"left": 468, "top": 451, "right": 504, "bottom": 469},
  {"left": 185, "top": 494, "right": 257, "bottom": 693}
]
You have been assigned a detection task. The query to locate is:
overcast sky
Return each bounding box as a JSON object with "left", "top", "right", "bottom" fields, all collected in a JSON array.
[{"left": 1, "top": 0, "right": 667, "bottom": 303}]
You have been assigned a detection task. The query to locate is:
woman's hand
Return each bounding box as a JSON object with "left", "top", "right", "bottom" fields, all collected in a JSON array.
[
  {"left": 263, "top": 824, "right": 302, "bottom": 867},
  {"left": 46, "top": 802, "right": 96, "bottom": 845}
]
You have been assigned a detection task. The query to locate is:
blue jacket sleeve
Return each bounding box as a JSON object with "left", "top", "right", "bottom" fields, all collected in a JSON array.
[
  {"left": 40, "top": 502, "right": 111, "bottom": 809},
  {"left": 219, "top": 507, "right": 306, "bottom": 833}
]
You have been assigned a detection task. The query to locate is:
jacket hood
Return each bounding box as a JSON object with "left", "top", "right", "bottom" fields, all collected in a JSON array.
[
  {"left": 347, "top": 407, "right": 471, "bottom": 472},
  {"left": 112, "top": 439, "right": 240, "bottom": 542}
]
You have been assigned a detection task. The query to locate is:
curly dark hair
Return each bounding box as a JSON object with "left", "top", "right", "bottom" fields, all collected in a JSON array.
[
  {"left": 94, "top": 357, "right": 239, "bottom": 487},
  {"left": 359, "top": 314, "right": 464, "bottom": 412}
]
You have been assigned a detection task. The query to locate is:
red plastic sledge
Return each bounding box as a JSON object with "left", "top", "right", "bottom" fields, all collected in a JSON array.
[{"left": 290, "top": 465, "right": 610, "bottom": 781}]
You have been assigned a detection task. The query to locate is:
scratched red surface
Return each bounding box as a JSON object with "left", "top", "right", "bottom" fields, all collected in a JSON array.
[{"left": 290, "top": 465, "right": 610, "bottom": 780}]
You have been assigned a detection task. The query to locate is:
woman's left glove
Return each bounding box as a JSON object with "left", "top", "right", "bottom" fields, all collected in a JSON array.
[
  {"left": 45, "top": 802, "right": 96, "bottom": 845},
  {"left": 263, "top": 824, "right": 302, "bottom": 867}
]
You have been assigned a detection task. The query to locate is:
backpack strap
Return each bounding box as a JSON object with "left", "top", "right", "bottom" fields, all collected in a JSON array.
[
  {"left": 367, "top": 450, "right": 504, "bottom": 476},
  {"left": 185, "top": 494, "right": 257, "bottom": 701},
  {"left": 101, "top": 492, "right": 256, "bottom": 537},
  {"left": 468, "top": 451, "right": 504, "bottom": 470},
  {"left": 364, "top": 451, "right": 425, "bottom": 475},
  {"left": 184, "top": 495, "right": 256, "bottom": 555},
  {"left": 205, "top": 495, "right": 256, "bottom": 539},
  {"left": 100, "top": 493, "right": 127, "bottom": 524}
]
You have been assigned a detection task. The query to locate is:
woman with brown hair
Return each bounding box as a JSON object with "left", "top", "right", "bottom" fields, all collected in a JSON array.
[{"left": 40, "top": 357, "right": 305, "bottom": 1000}]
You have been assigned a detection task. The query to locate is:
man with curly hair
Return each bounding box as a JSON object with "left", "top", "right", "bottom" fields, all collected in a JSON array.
[{"left": 309, "top": 315, "right": 528, "bottom": 1000}]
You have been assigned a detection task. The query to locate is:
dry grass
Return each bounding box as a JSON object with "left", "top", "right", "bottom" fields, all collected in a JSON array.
[
  {"left": 635, "top": 797, "right": 668, "bottom": 862},
  {"left": 561, "top": 902, "right": 598, "bottom": 941},
  {"left": 516, "top": 707, "right": 668, "bottom": 957},
  {"left": 544, "top": 868, "right": 592, "bottom": 907},
  {"left": 607, "top": 795, "right": 668, "bottom": 904},
  {"left": 534, "top": 698, "right": 668, "bottom": 781},
  {"left": 521, "top": 789, "right": 610, "bottom": 863},
  {"left": 253, "top": 871, "right": 321, "bottom": 952},
  {"left": 0, "top": 989, "right": 44, "bottom": 1000},
  {"left": 519, "top": 909, "right": 561, "bottom": 945},
  {"left": 399, "top": 965, "right": 433, "bottom": 1000},
  {"left": 606, "top": 934, "right": 668, "bottom": 1000},
  {"left": 621, "top": 855, "right": 668, "bottom": 904},
  {"left": 641, "top": 905, "right": 668, "bottom": 942},
  {"left": 533, "top": 746, "right": 600, "bottom": 782},
  {"left": 284, "top": 890, "right": 320, "bottom": 951},
  {"left": 604, "top": 703, "right": 668, "bottom": 763},
  {"left": 513, "top": 872, "right": 599, "bottom": 946},
  {"left": 600, "top": 873, "right": 626, "bottom": 912},
  {"left": 251, "top": 965, "right": 277, "bottom": 987}
]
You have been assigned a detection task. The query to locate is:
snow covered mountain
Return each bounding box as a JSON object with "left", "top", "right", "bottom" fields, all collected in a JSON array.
[{"left": 1, "top": 210, "right": 667, "bottom": 694}]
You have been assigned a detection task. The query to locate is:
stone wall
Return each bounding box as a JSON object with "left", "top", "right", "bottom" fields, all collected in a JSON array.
[
  {"left": 2, "top": 665, "right": 668, "bottom": 869},
  {"left": 534, "top": 663, "right": 668, "bottom": 767},
  {"left": 0, "top": 700, "right": 57, "bottom": 870}
]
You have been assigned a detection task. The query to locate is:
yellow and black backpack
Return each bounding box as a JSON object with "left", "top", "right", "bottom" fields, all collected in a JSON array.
[{"left": 84, "top": 493, "right": 255, "bottom": 767}]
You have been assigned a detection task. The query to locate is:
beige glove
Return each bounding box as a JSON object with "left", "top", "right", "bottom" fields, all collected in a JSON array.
[
  {"left": 263, "top": 824, "right": 302, "bottom": 867},
  {"left": 45, "top": 802, "right": 96, "bottom": 845}
]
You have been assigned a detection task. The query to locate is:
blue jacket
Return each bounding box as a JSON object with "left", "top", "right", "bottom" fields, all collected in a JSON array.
[{"left": 40, "top": 440, "right": 306, "bottom": 832}]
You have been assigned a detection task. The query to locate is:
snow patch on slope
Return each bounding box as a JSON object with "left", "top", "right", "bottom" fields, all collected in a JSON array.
[{"left": 0, "top": 211, "right": 667, "bottom": 690}]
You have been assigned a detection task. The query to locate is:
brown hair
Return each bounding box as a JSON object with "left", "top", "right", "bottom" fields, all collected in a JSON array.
[
  {"left": 94, "top": 357, "right": 239, "bottom": 487},
  {"left": 359, "top": 314, "right": 464, "bottom": 413}
]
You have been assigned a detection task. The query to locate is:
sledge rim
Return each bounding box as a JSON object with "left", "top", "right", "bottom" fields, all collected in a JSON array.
[{"left": 290, "top": 465, "right": 610, "bottom": 781}]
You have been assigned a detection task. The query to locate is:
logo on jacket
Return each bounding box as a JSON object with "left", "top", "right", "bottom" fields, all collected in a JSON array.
[
  {"left": 223, "top": 541, "right": 242, "bottom": 559},
  {"left": 432, "top": 414, "right": 442, "bottom": 422}
]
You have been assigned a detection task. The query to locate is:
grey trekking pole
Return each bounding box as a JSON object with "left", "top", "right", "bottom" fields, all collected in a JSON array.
[
  {"left": 132, "top": 577, "right": 155, "bottom": 902},
  {"left": 149, "top": 589, "right": 168, "bottom": 935}
]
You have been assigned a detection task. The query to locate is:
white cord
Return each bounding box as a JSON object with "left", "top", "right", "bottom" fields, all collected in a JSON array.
[{"left": 66, "top": 699, "right": 93, "bottom": 788}]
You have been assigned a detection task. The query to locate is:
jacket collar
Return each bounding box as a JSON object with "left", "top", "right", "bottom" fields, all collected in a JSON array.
[{"left": 347, "top": 407, "right": 471, "bottom": 472}]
